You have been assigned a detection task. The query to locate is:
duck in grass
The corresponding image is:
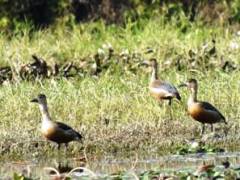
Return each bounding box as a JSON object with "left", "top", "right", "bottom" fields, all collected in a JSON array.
[
  {"left": 179, "top": 79, "right": 227, "bottom": 135},
  {"left": 31, "top": 94, "right": 82, "bottom": 149},
  {"left": 143, "top": 58, "right": 181, "bottom": 106}
]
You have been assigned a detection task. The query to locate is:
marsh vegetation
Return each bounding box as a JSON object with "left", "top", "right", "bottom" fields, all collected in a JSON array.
[{"left": 1, "top": 0, "right": 240, "bottom": 179}]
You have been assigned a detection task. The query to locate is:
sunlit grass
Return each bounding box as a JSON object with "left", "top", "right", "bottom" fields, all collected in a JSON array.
[{"left": 0, "top": 16, "right": 240, "bottom": 162}]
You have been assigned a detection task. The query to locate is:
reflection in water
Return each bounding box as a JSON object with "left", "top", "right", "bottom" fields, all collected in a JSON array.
[
  {"left": 1, "top": 152, "right": 240, "bottom": 179},
  {"left": 42, "top": 156, "right": 90, "bottom": 179},
  {"left": 86, "top": 152, "right": 240, "bottom": 175},
  {"left": 45, "top": 160, "right": 78, "bottom": 176},
  {"left": 50, "top": 160, "right": 83, "bottom": 174}
]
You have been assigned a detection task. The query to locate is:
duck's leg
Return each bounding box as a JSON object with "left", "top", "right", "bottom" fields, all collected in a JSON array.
[
  {"left": 210, "top": 124, "right": 214, "bottom": 132},
  {"left": 168, "top": 99, "right": 172, "bottom": 106},
  {"left": 158, "top": 99, "right": 163, "bottom": 108},
  {"left": 168, "top": 99, "right": 173, "bottom": 120},
  {"left": 57, "top": 143, "right": 61, "bottom": 150},
  {"left": 56, "top": 144, "right": 61, "bottom": 159},
  {"left": 201, "top": 123, "right": 205, "bottom": 135},
  {"left": 64, "top": 143, "right": 68, "bottom": 152}
]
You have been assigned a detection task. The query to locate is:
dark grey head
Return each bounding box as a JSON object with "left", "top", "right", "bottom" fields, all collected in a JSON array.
[
  {"left": 179, "top": 78, "right": 198, "bottom": 91},
  {"left": 149, "top": 58, "right": 157, "bottom": 67},
  {"left": 30, "top": 94, "right": 47, "bottom": 104},
  {"left": 141, "top": 58, "right": 158, "bottom": 68}
]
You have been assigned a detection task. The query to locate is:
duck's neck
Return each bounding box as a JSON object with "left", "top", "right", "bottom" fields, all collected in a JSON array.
[
  {"left": 188, "top": 88, "right": 197, "bottom": 106},
  {"left": 39, "top": 103, "right": 51, "bottom": 122},
  {"left": 150, "top": 65, "right": 158, "bottom": 83}
]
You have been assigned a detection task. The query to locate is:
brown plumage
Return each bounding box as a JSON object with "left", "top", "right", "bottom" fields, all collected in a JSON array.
[
  {"left": 31, "top": 94, "right": 82, "bottom": 149},
  {"left": 179, "top": 79, "right": 227, "bottom": 135},
  {"left": 144, "top": 58, "right": 181, "bottom": 106}
]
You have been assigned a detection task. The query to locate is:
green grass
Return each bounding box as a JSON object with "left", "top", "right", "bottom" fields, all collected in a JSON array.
[{"left": 0, "top": 16, "right": 240, "bottom": 164}]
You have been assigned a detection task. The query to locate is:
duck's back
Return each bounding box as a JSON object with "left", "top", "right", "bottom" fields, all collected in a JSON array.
[
  {"left": 41, "top": 120, "right": 80, "bottom": 144},
  {"left": 188, "top": 101, "right": 225, "bottom": 124},
  {"left": 149, "top": 80, "right": 180, "bottom": 100}
]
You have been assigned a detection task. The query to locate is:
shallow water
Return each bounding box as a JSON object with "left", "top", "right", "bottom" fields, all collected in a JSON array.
[{"left": 1, "top": 151, "right": 240, "bottom": 179}]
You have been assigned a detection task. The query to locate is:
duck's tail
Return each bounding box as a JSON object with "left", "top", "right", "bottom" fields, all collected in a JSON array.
[
  {"left": 223, "top": 119, "right": 227, "bottom": 125},
  {"left": 175, "top": 92, "right": 181, "bottom": 101},
  {"left": 74, "top": 131, "right": 83, "bottom": 143}
]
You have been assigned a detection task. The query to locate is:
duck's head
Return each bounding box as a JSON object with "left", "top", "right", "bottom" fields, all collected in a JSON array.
[
  {"left": 149, "top": 58, "right": 158, "bottom": 67},
  {"left": 142, "top": 58, "right": 158, "bottom": 68},
  {"left": 31, "top": 94, "right": 47, "bottom": 105},
  {"left": 179, "top": 78, "right": 198, "bottom": 91}
]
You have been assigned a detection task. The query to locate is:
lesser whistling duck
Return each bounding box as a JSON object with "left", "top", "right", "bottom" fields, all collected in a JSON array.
[
  {"left": 179, "top": 79, "right": 227, "bottom": 135},
  {"left": 31, "top": 94, "right": 82, "bottom": 149},
  {"left": 144, "top": 58, "right": 181, "bottom": 106}
]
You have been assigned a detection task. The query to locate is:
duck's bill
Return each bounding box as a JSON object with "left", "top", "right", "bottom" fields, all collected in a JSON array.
[
  {"left": 30, "top": 98, "right": 38, "bottom": 103},
  {"left": 178, "top": 83, "right": 188, "bottom": 88}
]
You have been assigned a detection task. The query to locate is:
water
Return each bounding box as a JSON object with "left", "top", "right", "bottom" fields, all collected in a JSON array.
[{"left": 1, "top": 152, "right": 240, "bottom": 179}]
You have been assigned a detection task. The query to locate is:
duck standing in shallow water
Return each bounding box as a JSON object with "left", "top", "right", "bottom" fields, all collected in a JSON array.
[
  {"left": 31, "top": 94, "right": 82, "bottom": 149},
  {"left": 179, "top": 79, "right": 227, "bottom": 135}
]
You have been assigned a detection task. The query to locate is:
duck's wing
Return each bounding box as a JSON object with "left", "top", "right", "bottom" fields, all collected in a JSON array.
[
  {"left": 56, "top": 121, "right": 82, "bottom": 140},
  {"left": 200, "top": 101, "right": 226, "bottom": 121},
  {"left": 56, "top": 121, "right": 73, "bottom": 130},
  {"left": 151, "top": 80, "right": 181, "bottom": 100}
]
